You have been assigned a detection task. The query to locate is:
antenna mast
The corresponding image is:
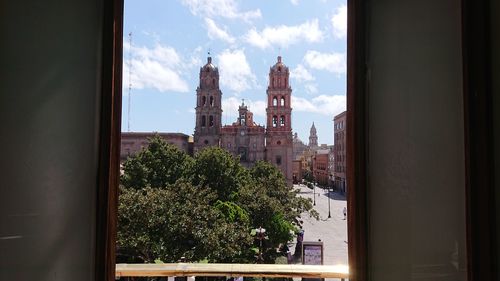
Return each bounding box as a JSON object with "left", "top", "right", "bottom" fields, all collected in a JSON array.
[{"left": 127, "top": 31, "right": 133, "bottom": 132}]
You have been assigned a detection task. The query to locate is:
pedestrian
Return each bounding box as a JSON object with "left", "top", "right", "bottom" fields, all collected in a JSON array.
[{"left": 343, "top": 207, "right": 347, "bottom": 220}]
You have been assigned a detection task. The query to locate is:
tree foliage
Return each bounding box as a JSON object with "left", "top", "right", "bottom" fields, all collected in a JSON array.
[
  {"left": 190, "top": 147, "right": 250, "bottom": 201},
  {"left": 118, "top": 138, "right": 318, "bottom": 264},
  {"left": 117, "top": 181, "right": 253, "bottom": 263},
  {"left": 121, "top": 134, "right": 193, "bottom": 189}
]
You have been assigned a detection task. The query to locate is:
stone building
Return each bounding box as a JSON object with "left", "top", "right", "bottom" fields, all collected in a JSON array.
[
  {"left": 120, "top": 132, "right": 191, "bottom": 161},
  {"left": 308, "top": 122, "right": 319, "bottom": 148},
  {"left": 312, "top": 149, "right": 330, "bottom": 186},
  {"left": 334, "top": 110, "right": 347, "bottom": 192},
  {"left": 220, "top": 101, "right": 266, "bottom": 167},
  {"left": 292, "top": 160, "right": 303, "bottom": 184},
  {"left": 292, "top": 132, "right": 308, "bottom": 160},
  {"left": 192, "top": 55, "right": 294, "bottom": 185},
  {"left": 265, "top": 56, "right": 294, "bottom": 185},
  {"left": 193, "top": 56, "right": 223, "bottom": 153}
]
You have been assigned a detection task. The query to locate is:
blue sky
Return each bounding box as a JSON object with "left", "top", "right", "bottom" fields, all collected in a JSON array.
[{"left": 122, "top": 0, "right": 346, "bottom": 145}]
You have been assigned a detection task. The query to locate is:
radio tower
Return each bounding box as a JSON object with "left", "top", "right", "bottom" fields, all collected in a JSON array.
[{"left": 127, "top": 31, "right": 133, "bottom": 132}]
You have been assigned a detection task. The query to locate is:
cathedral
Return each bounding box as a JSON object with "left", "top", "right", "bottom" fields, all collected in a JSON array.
[{"left": 193, "top": 55, "right": 293, "bottom": 185}]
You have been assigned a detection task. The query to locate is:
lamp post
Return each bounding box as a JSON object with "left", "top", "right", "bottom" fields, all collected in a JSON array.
[
  {"left": 254, "top": 227, "right": 266, "bottom": 263},
  {"left": 313, "top": 183, "right": 316, "bottom": 206},
  {"left": 327, "top": 185, "right": 331, "bottom": 218}
]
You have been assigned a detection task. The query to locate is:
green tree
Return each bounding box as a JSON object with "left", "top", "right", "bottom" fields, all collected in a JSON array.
[
  {"left": 234, "top": 161, "right": 319, "bottom": 262},
  {"left": 190, "top": 147, "right": 250, "bottom": 201},
  {"left": 117, "top": 181, "right": 253, "bottom": 263},
  {"left": 121, "top": 134, "right": 193, "bottom": 189}
]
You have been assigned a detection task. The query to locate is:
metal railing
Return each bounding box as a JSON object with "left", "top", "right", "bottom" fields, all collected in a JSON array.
[{"left": 116, "top": 263, "right": 348, "bottom": 280}]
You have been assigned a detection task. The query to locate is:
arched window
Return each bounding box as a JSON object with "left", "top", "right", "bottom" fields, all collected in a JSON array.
[
  {"left": 272, "top": 116, "right": 278, "bottom": 127},
  {"left": 280, "top": 115, "right": 285, "bottom": 126},
  {"left": 210, "top": 96, "right": 214, "bottom": 106},
  {"left": 278, "top": 66, "right": 282, "bottom": 72},
  {"left": 212, "top": 78, "right": 216, "bottom": 87},
  {"left": 280, "top": 97, "right": 285, "bottom": 106},
  {"left": 202, "top": 96, "right": 206, "bottom": 106},
  {"left": 209, "top": 115, "right": 214, "bottom": 127},
  {"left": 201, "top": 115, "right": 206, "bottom": 127},
  {"left": 273, "top": 97, "right": 278, "bottom": 106}
]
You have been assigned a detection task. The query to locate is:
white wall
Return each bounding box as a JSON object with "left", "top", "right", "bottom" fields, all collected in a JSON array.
[
  {"left": 0, "top": 1, "right": 103, "bottom": 280},
  {"left": 366, "top": 0, "right": 466, "bottom": 280}
]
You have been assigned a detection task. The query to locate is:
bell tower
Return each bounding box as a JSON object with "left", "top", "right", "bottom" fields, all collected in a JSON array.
[
  {"left": 309, "top": 122, "right": 318, "bottom": 148},
  {"left": 193, "top": 56, "right": 223, "bottom": 153},
  {"left": 265, "top": 56, "right": 293, "bottom": 185}
]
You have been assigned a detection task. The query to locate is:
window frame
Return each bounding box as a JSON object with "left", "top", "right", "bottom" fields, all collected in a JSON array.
[{"left": 96, "top": 0, "right": 497, "bottom": 280}]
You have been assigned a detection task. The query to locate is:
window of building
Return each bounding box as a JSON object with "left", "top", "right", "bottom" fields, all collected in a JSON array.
[
  {"left": 280, "top": 115, "right": 285, "bottom": 126},
  {"left": 201, "top": 115, "right": 206, "bottom": 127},
  {"left": 209, "top": 115, "right": 214, "bottom": 127},
  {"left": 280, "top": 97, "right": 285, "bottom": 106},
  {"left": 210, "top": 96, "right": 214, "bottom": 106},
  {"left": 276, "top": 155, "right": 282, "bottom": 165},
  {"left": 273, "top": 97, "right": 278, "bottom": 106},
  {"left": 202, "top": 96, "right": 206, "bottom": 106},
  {"left": 272, "top": 115, "right": 278, "bottom": 127}
]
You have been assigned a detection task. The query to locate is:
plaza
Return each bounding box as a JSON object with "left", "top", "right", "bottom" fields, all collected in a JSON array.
[{"left": 291, "top": 184, "right": 348, "bottom": 266}]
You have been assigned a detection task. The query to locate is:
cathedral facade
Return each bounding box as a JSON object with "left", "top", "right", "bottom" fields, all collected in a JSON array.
[{"left": 193, "top": 55, "right": 293, "bottom": 185}]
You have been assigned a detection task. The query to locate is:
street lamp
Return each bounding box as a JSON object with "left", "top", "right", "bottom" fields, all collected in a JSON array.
[
  {"left": 254, "top": 227, "right": 266, "bottom": 263},
  {"left": 313, "top": 183, "right": 316, "bottom": 206},
  {"left": 327, "top": 185, "right": 331, "bottom": 218}
]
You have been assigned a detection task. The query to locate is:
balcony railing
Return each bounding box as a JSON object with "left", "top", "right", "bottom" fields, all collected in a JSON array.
[{"left": 116, "top": 263, "right": 349, "bottom": 280}]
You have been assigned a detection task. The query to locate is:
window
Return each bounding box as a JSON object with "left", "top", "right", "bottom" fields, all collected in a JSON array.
[
  {"left": 201, "top": 115, "right": 206, "bottom": 127},
  {"left": 280, "top": 115, "right": 285, "bottom": 126},
  {"left": 273, "top": 97, "right": 278, "bottom": 106},
  {"left": 276, "top": 155, "right": 282, "bottom": 165},
  {"left": 209, "top": 115, "right": 214, "bottom": 127},
  {"left": 272, "top": 115, "right": 278, "bottom": 127},
  {"left": 210, "top": 96, "right": 214, "bottom": 106},
  {"left": 280, "top": 97, "right": 285, "bottom": 106},
  {"left": 202, "top": 96, "right": 206, "bottom": 106}
]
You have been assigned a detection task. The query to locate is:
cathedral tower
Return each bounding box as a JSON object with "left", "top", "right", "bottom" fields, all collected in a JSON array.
[
  {"left": 265, "top": 56, "right": 293, "bottom": 185},
  {"left": 193, "top": 56, "right": 222, "bottom": 153},
  {"left": 309, "top": 122, "right": 318, "bottom": 148}
]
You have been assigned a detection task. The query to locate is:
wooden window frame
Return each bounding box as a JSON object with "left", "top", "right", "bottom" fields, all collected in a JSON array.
[{"left": 96, "top": 0, "right": 496, "bottom": 280}]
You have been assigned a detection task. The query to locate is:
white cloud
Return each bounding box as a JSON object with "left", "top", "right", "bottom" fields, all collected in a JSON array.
[
  {"left": 123, "top": 43, "right": 189, "bottom": 93},
  {"left": 180, "top": 0, "right": 261, "bottom": 22},
  {"left": 244, "top": 19, "right": 324, "bottom": 49},
  {"left": 303, "top": 50, "right": 346, "bottom": 74},
  {"left": 331, "top": 4, "right": 347, "bottom": 39},
  {"left": 217, "top": 49, "right": 256, "bottom": 93},
  {"left": 204, "top": 18, "right": 236, "bottom": 44},
  {"left": 290, "top": 64, "right": 315, "bottom": 82},
  {"left": 292, "top": 94, "right": 346, "bottom": 116},
  {"left": 290, "top": 0, "right": 299, "bottom": 5},
  {"left": 222, "top": 97, "right": 266, "bottom": 118},
  {"left": 305, "top": 84, "right": 318, "bottom": 95}
]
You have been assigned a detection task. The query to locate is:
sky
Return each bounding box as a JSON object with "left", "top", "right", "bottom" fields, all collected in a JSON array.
[{"left": 122, "top": 0, "right": 346, "bottom": 145}]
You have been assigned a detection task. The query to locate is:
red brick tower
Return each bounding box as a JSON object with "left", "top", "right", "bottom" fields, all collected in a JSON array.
[
  {"left": 265, "top": 56, "right": 293, "bottom": 185},
  {"left": 193, "top": 56, "right": 223, "bottom": 153}
]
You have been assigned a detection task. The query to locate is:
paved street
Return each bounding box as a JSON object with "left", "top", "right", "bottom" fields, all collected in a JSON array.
[{"left": 291, "top": 184, "right": 348, "bottom": 266}]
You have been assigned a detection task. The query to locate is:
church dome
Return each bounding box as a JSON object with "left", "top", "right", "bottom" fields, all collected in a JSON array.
[
  {"left": 203, "top": 56, "right": 216, "bottom": 71},
  {"left": 271, "top": 56, "right": 288, "bottom": 72}
]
